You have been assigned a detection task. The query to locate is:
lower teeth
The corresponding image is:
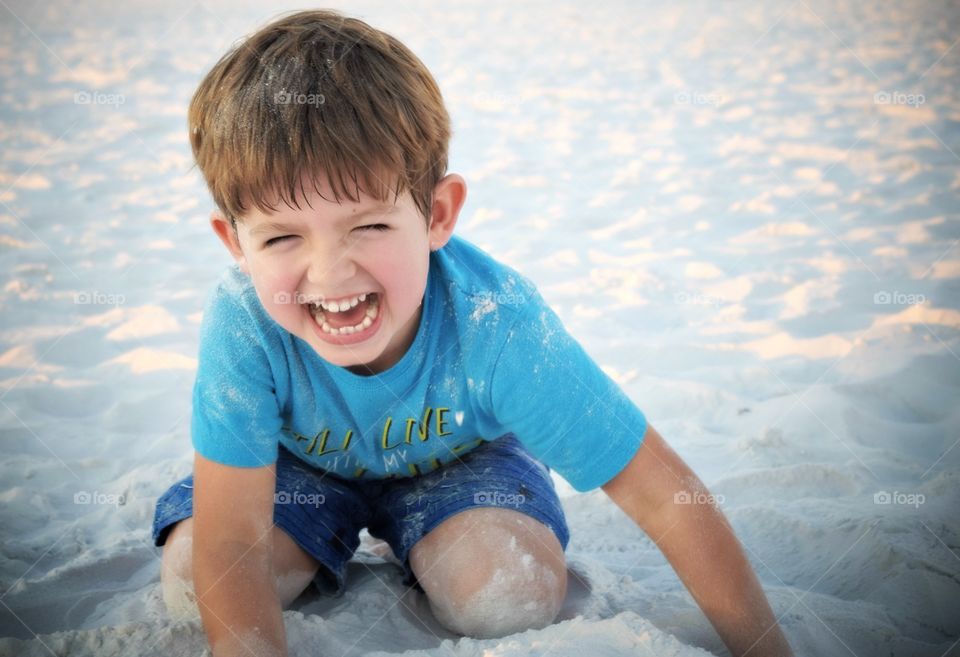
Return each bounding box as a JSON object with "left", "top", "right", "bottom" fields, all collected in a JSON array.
[{"left": 313, "top": 295, "right": 379, "bottom": 336}]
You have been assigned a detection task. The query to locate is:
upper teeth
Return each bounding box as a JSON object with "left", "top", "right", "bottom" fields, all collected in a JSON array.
[{"left": 315, "top": 293, "right": 369, "bottom": 313}]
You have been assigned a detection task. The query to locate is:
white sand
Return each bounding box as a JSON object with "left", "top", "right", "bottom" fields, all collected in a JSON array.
[{"left": 1, "top": 0, "right": 958, "bottom": 655}]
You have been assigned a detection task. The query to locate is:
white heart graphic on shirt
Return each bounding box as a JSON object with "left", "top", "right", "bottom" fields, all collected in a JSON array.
[{"left": 455, "top": 411, "right": 464, "bottom": 426}]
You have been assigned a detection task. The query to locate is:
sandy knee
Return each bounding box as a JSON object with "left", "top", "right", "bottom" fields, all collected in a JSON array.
[
  {"left": 414, "top": 511, "right": 568, "bottom": 638},
  {"left": 431, "top": 553, "right": 566, "bottom": 638},
  {"left": 159, "top": 518, "right": 320, "bottom": 617},
  {"left": 160, "top": 520, "right": 200, "bottom": 620}
]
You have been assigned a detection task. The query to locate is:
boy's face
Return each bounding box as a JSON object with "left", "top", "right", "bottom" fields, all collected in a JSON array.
[{"left": 211, "top": 173, "right": 465, "bottom": 375}]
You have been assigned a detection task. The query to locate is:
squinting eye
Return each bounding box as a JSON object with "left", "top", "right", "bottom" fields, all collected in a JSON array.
[
  {"left": 358, "top": 224, "right": 390, "bottom": 232},
  {"left": 264, "top": 235, "right": 294, "bottom": 247}
]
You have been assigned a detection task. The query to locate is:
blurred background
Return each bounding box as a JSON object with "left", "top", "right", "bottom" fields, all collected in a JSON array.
[{"left": 0, "top": 1, "right": 958, "bottom": 655}]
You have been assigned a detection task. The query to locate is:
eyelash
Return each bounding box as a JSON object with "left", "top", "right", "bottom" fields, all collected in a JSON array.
[{"left": 264, "top": 224, "right": 389, "bottom": 247}]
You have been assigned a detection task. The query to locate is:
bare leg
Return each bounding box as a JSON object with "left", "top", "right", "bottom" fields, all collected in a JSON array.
[
  {"left": 159, "top": 517, "right": 321, "bottom": 619},
  {"left": 409, "top": 507, "right": 568, "bottom": 639}
]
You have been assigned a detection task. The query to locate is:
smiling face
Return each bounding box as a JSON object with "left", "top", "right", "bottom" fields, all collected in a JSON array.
[{"left": 211, "top": 173, "right": 466, "bottom": 376}]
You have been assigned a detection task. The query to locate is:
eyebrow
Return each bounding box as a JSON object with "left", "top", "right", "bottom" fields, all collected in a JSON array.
[{"left": 249, "top": 204, "right": 397, "bottom": 236}]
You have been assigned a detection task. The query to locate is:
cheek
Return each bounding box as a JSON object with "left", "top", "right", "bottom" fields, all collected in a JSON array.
[
  {"left": 250, "top": 266, "right": 300, "bottom": 313},
  {"left": 376, "top": 248, "right": 429, "bottom": 299}
]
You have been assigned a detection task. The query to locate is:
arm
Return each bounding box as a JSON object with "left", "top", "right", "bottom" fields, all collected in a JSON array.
[
  {"left": 192, "top": 452, "right": 287, "bottom": 657},
  {"left": 601, "top": 424, "right": 794, "bottom": 657}
]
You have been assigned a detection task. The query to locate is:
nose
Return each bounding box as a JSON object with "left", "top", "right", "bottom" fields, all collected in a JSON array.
[{"left": 306, "top": 242, "right": 357, "bottom": 289}]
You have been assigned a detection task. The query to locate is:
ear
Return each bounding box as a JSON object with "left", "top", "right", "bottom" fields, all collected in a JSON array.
[
  {"left": 210, "top": 211, "right": 250, "bottom": 273},
  {"left": 427, "top": 174, "right": 467, "bottom": 251}
]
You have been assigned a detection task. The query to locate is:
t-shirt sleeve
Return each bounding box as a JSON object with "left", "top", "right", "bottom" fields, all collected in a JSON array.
[
  {"left": 488, "top": 292, "right": 648, "bottom": 492},
  {"left": 190, "top": 283, "right": 283, "bottom": 467}
]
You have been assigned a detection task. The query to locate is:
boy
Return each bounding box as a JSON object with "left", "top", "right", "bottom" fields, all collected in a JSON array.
[{"left": 151, "top": 9, "right": 793, "bottom": 657}]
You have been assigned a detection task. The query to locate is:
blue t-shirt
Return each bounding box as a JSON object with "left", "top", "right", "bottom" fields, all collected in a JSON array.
[{"left": 191, "top": 234, "right": 647, "bottom": 492}]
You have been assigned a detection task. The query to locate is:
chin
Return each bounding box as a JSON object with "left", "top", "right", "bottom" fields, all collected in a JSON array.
[{"left": 324, "top": 350, "right": 378, "bottom": 368}]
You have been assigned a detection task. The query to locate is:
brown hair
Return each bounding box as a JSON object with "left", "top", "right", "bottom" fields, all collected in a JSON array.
[{"left": 188, "top": 9, "right": 450, "bottom": 224}]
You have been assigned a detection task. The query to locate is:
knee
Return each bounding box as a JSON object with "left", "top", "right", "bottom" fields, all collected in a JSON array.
[
  {"left": 413, "top": 513, "right": 568, "bottom": 639},
  {"left": 159, "top": 519, "right": 320, "bottom": 617},
  {"left": 160, "top": 521, "right": 200, "bottom": 620},
  {"left": 429, "top": 558, "right": 567, "bottom": 639}
]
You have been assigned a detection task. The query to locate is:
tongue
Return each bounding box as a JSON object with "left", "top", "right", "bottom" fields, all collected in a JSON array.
[{"left": 324, "top": 295, "right": 372, "bottom": 329}]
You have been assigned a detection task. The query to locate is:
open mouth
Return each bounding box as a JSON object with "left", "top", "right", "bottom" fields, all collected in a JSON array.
[{"left": 305, "top": 292, "right": 380, "bottom": 336}]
